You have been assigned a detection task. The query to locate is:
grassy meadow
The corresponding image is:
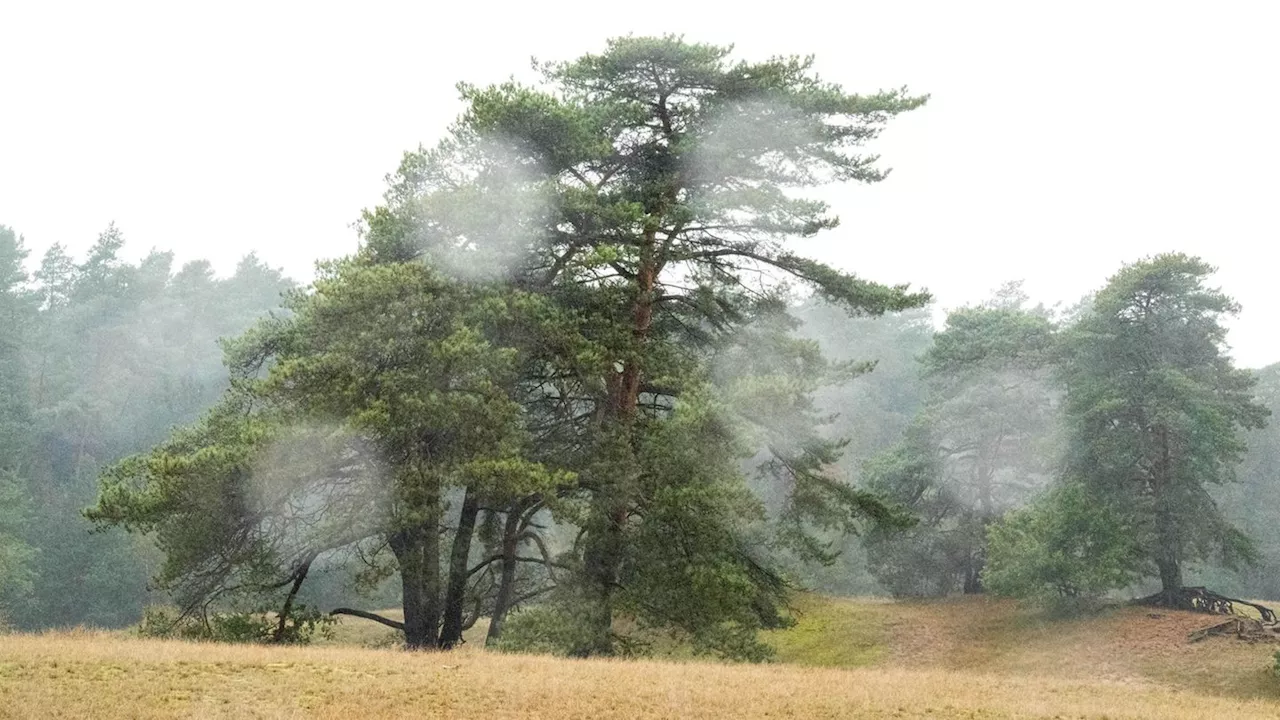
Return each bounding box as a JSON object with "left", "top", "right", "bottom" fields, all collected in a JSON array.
[{"left": 2, "top": 596, "right": 1279, "bottom": 719}]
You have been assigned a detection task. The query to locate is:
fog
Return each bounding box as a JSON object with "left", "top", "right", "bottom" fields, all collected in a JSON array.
[
  {"left": 3, "top": 2, "right": 1278, "bottom": 367},
  {"left": 2, "top": 13, "right": 1279, "bottom": 695}
]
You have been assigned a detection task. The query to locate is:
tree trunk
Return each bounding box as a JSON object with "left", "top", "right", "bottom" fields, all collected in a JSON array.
[
  {"left": 439, "top": 488, "right": 480, "bottom": 649},
  {"left": 391, "top": 468, "right": 443, "bottom": 650},
  {"left": 485, "top": 503, "right": 525, "bottom": 645},
  {"left": 963, "top": 553, "right": 984, "bottom": 595},
  {"left": 391, "top": 527, "right": 431, "bottom": 649},
  {"left": 422, "top": 500, "right": 442, "bottom": 647},
  {"left": 576, "top": 224, "right": 659, "bottom": 656},
  {"left": 1153, "top": 426, "right": 1183, "bottom": 595},
  {"left": 271, "top": 554, "right": 314, "bottom": 643},
  {"left": 578, "top": 505, "right": 626, "bottom": 656},
  {"left": 1156, "top": 556, "right": 1183, "bottom": 595}
]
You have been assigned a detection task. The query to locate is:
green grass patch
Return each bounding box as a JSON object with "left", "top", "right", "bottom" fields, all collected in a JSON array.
[{"left": 764, "top": 594, "right": 890, "bottom": 667}]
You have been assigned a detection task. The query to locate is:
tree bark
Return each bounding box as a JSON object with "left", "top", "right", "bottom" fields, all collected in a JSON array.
[
  {"left": 390, "top": 527, "right": 431, "bottom": 649},
  {"left": 485, "top": 502, "right": 526, "bottom": 645},
  {"left": 390, "top": 468, "right": 442, "bottom": 651},
  {"left": 1153, "top": 426, "right": 1183, "bottom": 595},
  {"left": 329, "top": 607, "right": 406, "bottom": 631},
  {"left": 576, "top": 223, "right": 659, "bottom": 656},
  {"left": 422, "top": 499, "right": 442, "bottom": 647},
  {"left": 271, "top": 553, "right": 315, "bottom": 643},
  {"left": 439, "top": 488, "right": 480, "bottom": 649},
  {"left": 483, "top": 497, "right": 535, "bottom": 640}
]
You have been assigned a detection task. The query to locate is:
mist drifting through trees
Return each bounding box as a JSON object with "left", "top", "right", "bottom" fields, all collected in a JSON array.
[{"left": 0, "top": 38, "right": 1277, "bottom": 669}]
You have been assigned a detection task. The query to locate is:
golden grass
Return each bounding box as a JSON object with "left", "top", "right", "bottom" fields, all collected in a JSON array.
[
  {"left": 2, "top": 596, "right": 1279, "bottom": 718},
  {"left": 3, "top": 628, "right": 1279, "bottom": 719}
]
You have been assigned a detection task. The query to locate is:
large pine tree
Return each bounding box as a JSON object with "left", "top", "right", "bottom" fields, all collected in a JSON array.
[
  {"left": 362, "top": 36, "right": 929, "bottom": 654},
  {"left": 1059, "top": 254, "right": 1267, "bottom": 603}
]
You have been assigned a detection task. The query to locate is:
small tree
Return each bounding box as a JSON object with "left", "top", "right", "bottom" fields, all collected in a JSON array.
[
  {"left": 985, "top": 483, "right": 1143, "bottom": 613},
  {"left": 863, "top": 287, "right": 1058, "bottom": 596}
]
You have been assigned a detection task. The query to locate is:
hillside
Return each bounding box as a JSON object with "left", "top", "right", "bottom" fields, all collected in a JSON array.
[
  {"left": 1, "top": 596, "right": 1278, "bottom": 719},
  {"left": 767, "top": 595, "right": 1280, "bottom": 699}
]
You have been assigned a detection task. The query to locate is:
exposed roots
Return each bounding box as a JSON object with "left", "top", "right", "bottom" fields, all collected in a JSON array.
[
  {"left": 1186, "top": 617, "right": 1278, "bottom": 643},
  {"left": 1136, "top": 586, "right": 1277, "bottom": 624}
]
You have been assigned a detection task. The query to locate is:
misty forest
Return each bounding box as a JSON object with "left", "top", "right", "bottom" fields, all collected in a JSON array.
[{"left": 4, "top": 34, "right": 1280, "bottom": 718}]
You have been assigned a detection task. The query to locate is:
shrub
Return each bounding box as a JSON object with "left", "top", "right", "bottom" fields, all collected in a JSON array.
[
  {"left": 490, "top": 603, "right": 608, "bottom": 657},
  {"left": 984, "top": 483, "right": 1143, "bottom": 614},
  {"left": 138, "top": 604, "right": 334, "bottom": 644}
]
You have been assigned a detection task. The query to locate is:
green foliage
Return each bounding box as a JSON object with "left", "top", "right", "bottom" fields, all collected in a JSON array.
[
  {"left": 863, "top": 287, "right": 1059, "bottom": 596},
  {"left": 1058, "top": 254, "right": 1267, "bottom": 592},
  {"left": 0, "top": 471, "right": 34, "bottom": 620},
  {"left": 92, "top": 256, "right": 577, "bottom": 650},
  {"left": 0, "top": 221, "right": 293, "bottom": 630},
  {"left": 1208, "top": 363, "right": 1280, "bottom": 597},
  {"left": 985, "top": 483, "right": 1144, "bottom": 614},
  {"left": 358, "top": 35, "right": 929, "bottom": 657},
  {"left": 491, "top": 604, "right": 610, "bottom": 658},
  {"left": 138, "top": 604, "right": 335, "bottom": 644}
]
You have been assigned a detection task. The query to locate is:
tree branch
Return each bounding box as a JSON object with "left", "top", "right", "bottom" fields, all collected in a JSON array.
[{"left": 329, "top": 608, "right": 406, "bottom": 631}]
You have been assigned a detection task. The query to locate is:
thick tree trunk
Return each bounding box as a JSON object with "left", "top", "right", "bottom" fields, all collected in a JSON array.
[
  {"left": 578, "top": 506, "right": 626, "bottom": 656},
  {"left": 439, "top": 488, "right": 480, "bottom": 649},
  {"left": 485, "top": 503, "right": 526, "bottom": 645},
  {"left": 1153, "top": 426, "right": 1183, "bottom": 595},
  {"left": 576, "top": 224, "right": 658, "bottom": 656},
  {"left": 391, "top": 528, "right": 431, "bottom": 649},
  {"left": 1156, "top": 557, "right": 1184, "bottom": 595},
  {"left": 422, "top": 502, "right": 442, "bottom": 647},
  {"left": 391, "top": 471, "right": 443, "bottom": 650}
]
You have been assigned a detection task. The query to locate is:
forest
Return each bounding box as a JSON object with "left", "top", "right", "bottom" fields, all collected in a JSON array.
[{"left": 2, "top": 37, "right": 1278, "bottom": 667}]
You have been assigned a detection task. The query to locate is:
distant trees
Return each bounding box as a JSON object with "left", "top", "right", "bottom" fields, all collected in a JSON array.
[
  {"left": 0, "top": 222, "right": 292, "bottom": 629},
  {"left": 985, "top": 255, "right": 1268, "bottom": 610},
  {"left": 0, "top": 226, "right": 36, "bottom": 622},
  {"left": 862, "top": 285, "right": 1058, "bottom": 596},
  {"left": 1209, "top": 362, "right": 1280, "bottom": 598}
]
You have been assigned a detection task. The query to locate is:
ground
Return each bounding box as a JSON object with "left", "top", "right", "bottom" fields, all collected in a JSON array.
[{"left": 1, "top": 596, "right": 1278, "bottom": 719}]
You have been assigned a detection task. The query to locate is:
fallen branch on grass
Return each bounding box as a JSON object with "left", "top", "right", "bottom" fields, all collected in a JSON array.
[{"left": 1136, "top": 586, "right": 1277, "bottom": 624}]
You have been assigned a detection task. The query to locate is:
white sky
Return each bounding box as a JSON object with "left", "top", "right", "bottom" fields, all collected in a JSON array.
[{"left": 2, "top": 1, "right": 1277, "bottom": 365}]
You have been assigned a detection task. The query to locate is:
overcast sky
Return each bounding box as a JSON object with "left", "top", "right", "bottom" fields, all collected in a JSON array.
[{"left": 2, "top": 1, "right": 1277, "bottom": 365}]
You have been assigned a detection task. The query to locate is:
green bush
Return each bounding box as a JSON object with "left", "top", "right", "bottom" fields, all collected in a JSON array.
[
  {"left": 490, "top": 603, "right": 607, "bottom": 657},
  {"left": 138, "top": 604, "right": 334, "bottom": 644},
  {"left": 984, "top": 483, "right": 1143, "bottom": 614}
]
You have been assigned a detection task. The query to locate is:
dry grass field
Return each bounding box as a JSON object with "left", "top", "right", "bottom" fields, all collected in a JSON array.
[{"left": 2, "top": 596, "right": 1279, "bottom": 719}]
